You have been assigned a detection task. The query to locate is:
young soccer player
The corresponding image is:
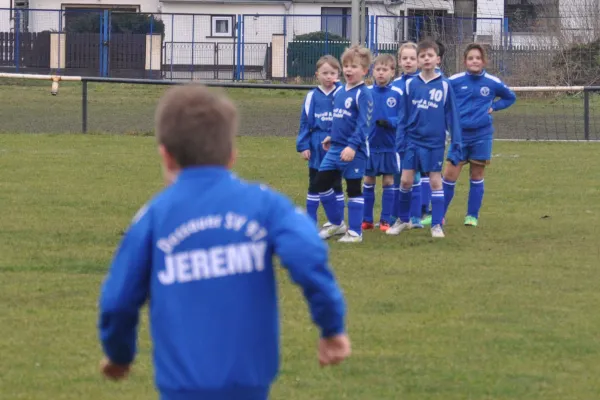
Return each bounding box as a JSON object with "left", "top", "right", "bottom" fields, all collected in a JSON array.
[
  {"left": 297, "top": 55, "right": 345, "bottom": 225},
  {"left": 420, "top": 38, "right": 447, "bottom": 226},
  {"left": 443, "top": 43, "right": 516, "bottom": 226},
  {"left": 97, "top": 84, "right": 351, "bottom": 398},
  {"left": 362, "top": 53, "right": 403, "bottom": 232},
  {"left": 391, "top": 41, "right": 424, "bottom": 229},
  {"left": 387, "top": 39, "right": 462, "bottom": 238},
  {"left": 315, "top": 45, "right": 374, "bottom": 243}
]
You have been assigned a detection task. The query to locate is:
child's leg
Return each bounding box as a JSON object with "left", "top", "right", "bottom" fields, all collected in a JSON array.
[
  {"left": 345, "top": 178, "right": 365, "bottom": 236},
  {"left": 315, "top": 169, "right": 344, "bottom": 227},
  {"left": 392, "top": 173, "right": 401, "bottom": 222},
  {"left": 306, "top": 168, "right": 320, "bottom": 223},
  {"left": 442, "top": 161, "right": 463, "bottom": 217},
  {"left": 332, "top": 175, "right": 345, "bottom": 222},
  {"left": 429, "top": 172, "right": 445, "bottom": 228},
  {"left": 362, "top": 175, "right": 376, "bottom": 226},
  {"left": 397, "top": 169, "right": 414, "bottom": 224},
  {"left": 467, "top": 163, "right": 486, "bottom": 221},
  {"left": 421, "top": 172, "right": 432, "bottom": 217},
  {"left": 380, "top": 174, "right": 395, "bottom": 225},
  {"left": 409, "top": 172, "right": 423, "bottom": 227}
]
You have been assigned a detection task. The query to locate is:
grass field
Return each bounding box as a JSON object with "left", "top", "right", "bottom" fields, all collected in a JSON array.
[
  {"left": 1, "top": 133, "right": 600, "bottom": 399},
  {"left": 1, "top": 79, "right": 599, "bottom": 140}
]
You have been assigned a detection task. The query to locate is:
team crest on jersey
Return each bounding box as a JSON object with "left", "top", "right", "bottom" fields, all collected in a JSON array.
[
  {"left": 480, "top": 86, "right": 490, "bottom": 96},
  {"left": 344, "top": 97, "right": 353, "bottom": 109},
  {"left": 386, "top": 97, "right": 396, "bottom": 107}
]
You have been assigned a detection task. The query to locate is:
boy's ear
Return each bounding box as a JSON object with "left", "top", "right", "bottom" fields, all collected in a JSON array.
[
  {"left": 227, "top": 148, "right": 237, "bottom": 170},
  {"left": 158, "top": 144, "right": 178, "bottom": 171}
]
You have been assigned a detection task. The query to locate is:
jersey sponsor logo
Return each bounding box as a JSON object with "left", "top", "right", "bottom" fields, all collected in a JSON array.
[
  {"left": 314, "top": 111, "right": 333, "bottom": 122},
  {"left": 386, "top": 97, "right": 397, "bottom": 107},
  {"left": 333, "top": 108, "right": 352, "bottom": 119},
  {"left": 344, "top": 97, "right": 353, "bottom": 109},
  {"left": 480, "top": 86, "right": 490, "bottom": 96}
]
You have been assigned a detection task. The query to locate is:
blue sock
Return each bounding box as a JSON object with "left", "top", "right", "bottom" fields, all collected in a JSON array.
[
  {"left": 335, "top": 191, "right": 345, "bottom": 222},
  {"left": 421, "top": 177, "right": 431, "bottom": 215},
  {"left": 348, "top": 197, "right": 364, "bottom": 235},
  {"left": 392, "top": 182, "right": 400, "bottom": 221},
  {"left": 306, "top": 192, "right": 320, "bottom": 223},
  {"left": 319, "top": 189, "right": 342, "bottom": 225},
  {"left": 442, "top": 178, "right": 457, "bottom": 216},
  {"left": 380, "top": 185, "right": 394, "bottom": 223},
  {"left": 410, "top": 181, "right": 421, "bottom": 220},
  {"left": 363, "top": 183, "right": 375, "bottom": 223},
  {"left": 468, "top": 179, "right": 485, "bottom": 219},
  {"left": 398, "top": 187, "right": 412, "bottom": 223},
  {"left": 431, "top": 189, "right": 445, "bottom": 226}
]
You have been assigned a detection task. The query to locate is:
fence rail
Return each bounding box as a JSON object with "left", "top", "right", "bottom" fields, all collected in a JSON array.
[
  {"left": 0, "top": 8, "right": 598, "bottom": 85},
  {"left": 0, "top": 72, "right": 599, "bottom": 141}
]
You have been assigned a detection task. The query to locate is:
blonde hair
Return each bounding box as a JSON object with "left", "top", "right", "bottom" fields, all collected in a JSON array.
[
  {"left": 398, "top": 42, "right": 417, "bottom": 58},
  {"left": 340, "top": 45, "right": 372, "bottom": 69},
  {"left": 155, "top": 84, "right": 237, "bottom": 167},
  {"left": 316, "top": 55, "right": 341, "bottom": 73},
  {"left": 373, "top": 53, "right": 396, "bottom": 70}
]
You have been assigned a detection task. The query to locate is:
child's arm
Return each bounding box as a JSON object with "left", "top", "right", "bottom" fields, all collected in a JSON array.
[
  {"left": 491, "top": 81, "right": 517, "bottom": 112},
  {"left": 296, "top": 92, "right": 313, "bottom": 153},
  {"left": 268, "top": 193, "right": 346, "bottom": 339},
  {"left": 444, "top": 83, "right": 463, "bottom": 164},
  {"left": 98, "top": 204, "right": 152, "bottom": 367},
  {"left": 347, "top": 89, "right": 374, "bottom": 152}
]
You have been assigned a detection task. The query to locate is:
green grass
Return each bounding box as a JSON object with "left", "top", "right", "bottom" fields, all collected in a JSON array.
[{"left": 1, "top": 134, "right": 600, "bottom": 399}]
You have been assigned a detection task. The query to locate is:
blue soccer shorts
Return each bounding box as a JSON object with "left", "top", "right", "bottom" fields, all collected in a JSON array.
[
  {"left": 401, "top": 144, "right": 445, "bottom": 173},
  {"left": 307, "top": 131, "right": 329, "bottom": 170},
  {"left": 366, "top": 152, "right": 400, "bottom": 177},
  {"left": 319, "top": 145, "right": 367, "bottom": 179},
  {"left": 447, "top": 138, "right": 493, "bottom": 166}
]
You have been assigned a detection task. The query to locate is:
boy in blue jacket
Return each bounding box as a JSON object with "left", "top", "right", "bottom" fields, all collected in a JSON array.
[
  {"left": 97, "top": 84, "right": 351, "bottom": 400},
  {"left": 443, "top": 43, "right": 516, "bottom": 226}
]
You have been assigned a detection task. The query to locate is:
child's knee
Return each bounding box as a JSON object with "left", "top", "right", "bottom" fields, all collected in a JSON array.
[
  {"left": 470, "top": 164, "right": 485, "bottom": 181},
  {"left": 346, "top": 179, "right": 362, "bottom": 198},
  {"left": 315, "top": 170, "right": 338, "bottom": 193},
  {"left": 382, "top": 175, "right": 394, "bottom": 186},
  {"left": 428, "top": 173, "right": 443, "bottom": 190}
]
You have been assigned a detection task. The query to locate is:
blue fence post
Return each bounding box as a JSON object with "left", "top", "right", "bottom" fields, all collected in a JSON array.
[
  {"left": 103, "top": 10, "right": 110, "bottom": 77},
  {"left": 191, "top": 14, "right": 195, "bottom": 80},
  {"left": 241, "top": 15, "right": 245, "bottom": 80},
  {"left": 283, "top": 15, "right": 287, "bottom": 79},
  {"left": 325, "top": 16, "right": 328, "bottom": 55},
  {"left": 170, "top": 14, "right": 175, "bottom": 80},
  {"left": 58, "top": 10, "right": 63, "bottom": 73},
  {"left": 149, "top": 15, "right": 154, "bottom": 79},
  {"left": 369, "top": 15, "right": 375, "bottom": 54},
  {"left": 14, "top": 9, "right": 20, "bottom": 72},
  {"left": 235, "top": 14, "right": 242, "bottom": 80}
]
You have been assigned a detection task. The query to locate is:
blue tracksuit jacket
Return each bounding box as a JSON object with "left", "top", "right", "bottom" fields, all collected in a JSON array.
[{"left": 98, "top": 166, "right": 346, "bottom": 400}]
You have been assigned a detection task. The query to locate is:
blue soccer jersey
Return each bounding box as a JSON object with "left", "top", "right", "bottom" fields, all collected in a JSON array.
[
  {"left": 329, "top": 82, "right": 374, "bottom": 156},
  {"left": 399, "top": 73, "right": 462, "bottom": 151},
  {"left": 296, "top": 86, "right": 337, "bottom": 170},
  {"left": 448, "top": 70, "right": 516, "bottom": 143}
]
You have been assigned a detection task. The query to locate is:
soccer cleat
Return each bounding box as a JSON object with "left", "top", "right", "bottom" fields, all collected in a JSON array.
[
  {"left": 338, "top": 230, "right": 363, "bottom": 243},
  {"left": 322, "top": 221, "right": 333, "bottom": 228},
  {"left": 409, "top": 217, "right": 424, "bottom": 229},
  {"left": 421, "top": 214, "right": 432, "bottom": 226},
  {"left": 386, "top": 220, "right": 411, "bottom": 235},
  {"left": 464, "top": 215, "right": 478, "bottom": 227},
  {"left": 318, "top": 221, "right": 347, "bottom": 239},
  {"left": 431, "top": 224, "right": 445, "bottom": 238},
  {"left": 379, "top": 221, "right": 391, "bottom": 232},
  {"left": 362, "top": 221, "right": 375, "bottom": 230}
]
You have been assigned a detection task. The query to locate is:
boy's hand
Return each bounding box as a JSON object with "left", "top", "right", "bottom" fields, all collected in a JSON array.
[
  {"left": 340, "top": 147, "right": 355, "bottom": 162},
  {"left": 488, "top": 107, "right": 493, "bottom": 114},
  {"left": 301, "top": 150, "right": 311, "bottom": 161},
  {"left": 321, "top": 136, "right": 331, "bottom": 151},
  {"left": 100, "top": 357, "right": 130, "bottom": 381},
  {"left": 318, "top": 334, "right": 351, "bottom": 367}
]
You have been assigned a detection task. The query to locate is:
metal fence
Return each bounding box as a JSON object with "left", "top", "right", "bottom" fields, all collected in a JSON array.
[{"left": 0, "top": 8, "right": 599, "bottom": 85}]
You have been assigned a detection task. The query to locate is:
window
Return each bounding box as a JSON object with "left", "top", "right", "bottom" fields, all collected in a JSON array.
[
  {"left": 321, "top": 7, "right": 368, "bottom": 40},
  {"left": 505, "top": 0, "right": 559, "bottom": 33},
  {"left": 211, "top": 15, "right": 234, "bottom": 37}
]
